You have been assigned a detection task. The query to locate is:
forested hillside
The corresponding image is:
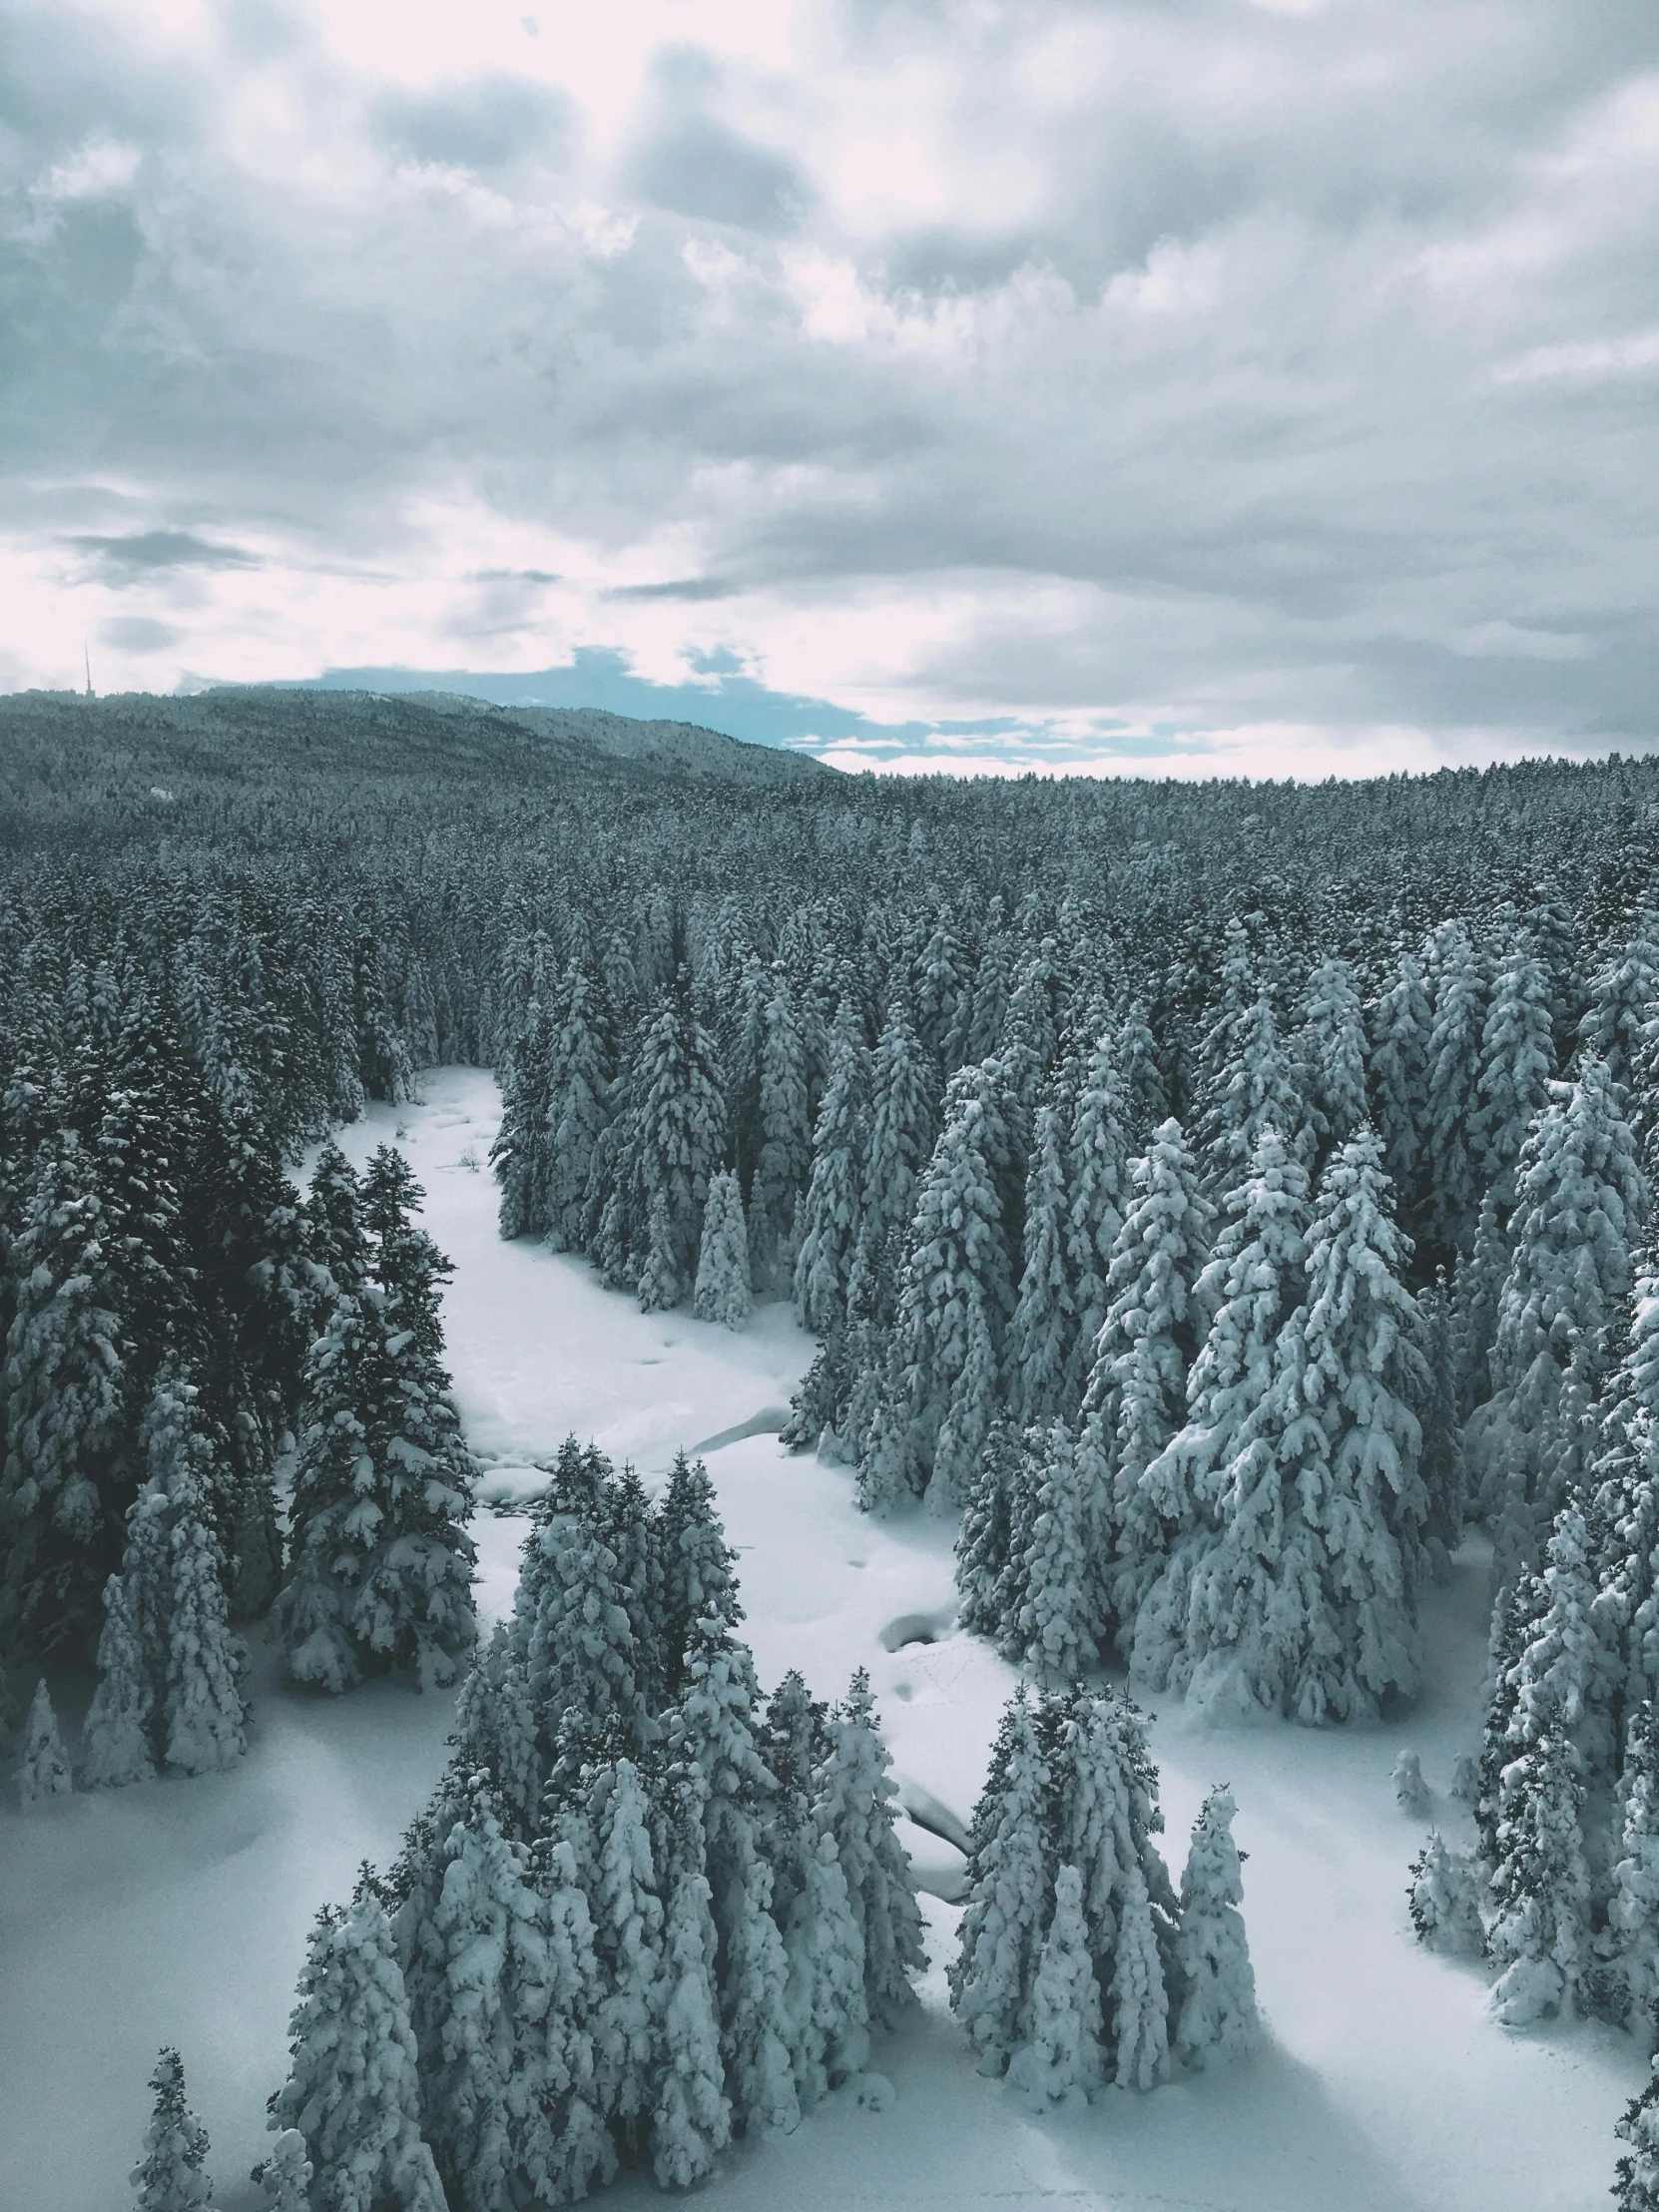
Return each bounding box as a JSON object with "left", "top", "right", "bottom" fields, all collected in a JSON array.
[{"left": 8, "top": 688, "right": 1659, "bottom": 2203}]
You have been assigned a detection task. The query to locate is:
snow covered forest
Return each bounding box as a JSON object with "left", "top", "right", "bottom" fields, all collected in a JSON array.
[{"left": 8, "top": 685, "right": 1659, "bottom": 2207}]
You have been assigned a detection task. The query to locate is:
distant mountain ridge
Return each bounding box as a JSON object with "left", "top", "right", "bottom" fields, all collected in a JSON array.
[
  {"left": 0, "top": 683, "right": 834, "bottom": 857},
  {"left": 392, "top": 689, "right": 831, "bottom": 783}
]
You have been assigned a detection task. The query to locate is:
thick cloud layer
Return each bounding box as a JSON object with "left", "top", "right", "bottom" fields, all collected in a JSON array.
[{"left": 2, "top": 0, "right": 1655, "bottom": 775}]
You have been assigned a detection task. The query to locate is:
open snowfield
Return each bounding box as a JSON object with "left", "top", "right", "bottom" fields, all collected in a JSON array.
[{"left": 1, "top": 1067, "right": 1646, "bottom": 2212}]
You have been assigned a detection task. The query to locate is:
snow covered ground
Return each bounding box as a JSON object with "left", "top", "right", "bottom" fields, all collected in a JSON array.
[{"left": 0, "top": 1067, "right": 1645, "bottom": 2211}]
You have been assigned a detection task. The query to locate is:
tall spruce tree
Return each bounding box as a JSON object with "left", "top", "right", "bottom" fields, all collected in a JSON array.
[
  {"left": 949, "top": 1691, "right": 1052, "bottom": 2075},
  {"left": 1422, "top": 920, "right": 1489, "bottom": 1259},
  {"left": 794, "top": 999, "right": 869, "bottom": 1335},
  {"left": 1074, "top": 1118, "right": 1212, "bottom": 1646},
  {"left": 1006, "top": 1107, "right": 1075, "bottom": 1429},
  {"left": 860, "top": 1059, "right": 1016, "bottom": 1511},
  {"left": 815, "top": 1667, "right": 926, "bottom": 2027},
  {"left": 1134, "top": 1127, "right": 1312, "bottom": 1697},
  {"left": 1470, "top": 1059, "right": 1644, "bottom": 1583},
  {"left": 1063, "top": 1033, "right": 1130, "bottom": 1401}
]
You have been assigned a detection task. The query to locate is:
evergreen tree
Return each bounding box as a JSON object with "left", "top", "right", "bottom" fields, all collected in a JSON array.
[
  {"left": 451, "top": 1622, "right": 542, "bottom": 1838},
  {"left": 1201, "top": 988, "right": 1306, "bottom": 1196},
  {"left": 517, "top": 1836, "right": 616, "bottom": 2206},
  {"left": 650, "top": 1856, "right": 732, "bottom": 2189},
  {"left": 399, "top": 1779, "right": 524, "bottom": 2212},
  {"left": 1422, "top": 920, "right": 1488, "bottom": 1257},
  {"left": 585, "top": 1758, "right": 666, "bottom": 2139},
  {"left": 303, "top": 1142, "right": 370, "bottom": 1312},
  {"left": 1063, "top": 1034, "right": 1129, "bottom": 1401},
  {"left": 954, "top": 1418, "right": 1020, "bottom": 1642},
  {"left": 1605, "top": 1704, "right": 1659, "bottom": 2029},
  {"left": 1470, "top": 1059, "right": 1644, "bottom": 1575},
  {"left": 694, "top": 1170, "right": 753, "bottom": 1330},
  {"left": 252, "top": 2130, "right": 311, "bottom": 2212},
  {"left": 162, "top": 1449, "right": 248, "bottom": 1776},
  {"left": 1116, "top": 1001, "right": 1168, "bottom": 1147},
  {"left": 17, "top": 1676, "right": 71, "bottom": 1803},
  {"left": 913, "top": 911, "right": 969, "bottom": 1077},
  {"left": 1013, "top": 1421, "right": 1095, "bottom": 1689},
  {"left": 519, "top": 1470, "right": 645, "bottom": 1768},
  {"left": 1449, "top": 1185, "right": 1509, "bottom": 1422},
  {"left": 80, "top": 1475, "right": 171, "bottom": 1789},
  {"left": 1368, "top": 948, "right": 1432, "bottom": 1220},
  {"left": 491, "top": 995, "right": 558, "bottom": 1240},
  {"left": 545, "top": 964, "right": 614, "bottom": 1253},
  {"left": 1048, "top": 1686, "right": 1181, "bottom": 2062},
  {"left": 1414, "top": 1270, "right": 1467, "bottom": 1558},
  {"left": 848, "top": 1002, "right": 935, "bottom": 1322},
  {"left": 1006, "top": 1865, "right": 1105, "bottom": 2107},
  {"left": 719, "top": 1820, "right": 801, "bottom": 2136},
  {"left": 862, "top": 1059, "right": 1016, "bottom": 1510},
  {"left": 1007, "top": 1106, "right": 1074, "bottom": 1429},
  {"left": 749, "top": 966, "right": 812, "bottom": 1293},
  {"left": 1295, "top": 955, "right": 1369, "bottom": 1162},
  {"left": 1075, "top": 1118, "right": 1212, "bottom": 1643},
  {"left": 1485, "top": 1696, "right": 1590, "bottom": 2026},
  {"left": 1581, "top": 908, "right": 1659, "bottom": 1106},
  {"left": 784, "top": 1828, "right": 871, "bottom": 2106},
  {"left": 1134, "top": 1127, "right": 1311, "bottom": 1698},
  {"left": 794, "top": 999, "right": 869, "bottom": 1335},
  {"left": 1171, "top": 1788, "right": 1259, "bottom": 2069},
  {"left": 1405, "top": 1831, "right": 1486, "bottom": 1957},
  {"left": 1472, "top": 935, "right": 1556, "bottom": 1211},
  {"left": 131, "top": 2047, "right": 216, "bottom": 2212},
  {"left": 1150, "top": 1131, "right": 1424, "bottom": 1720},
  {"left": 277, "top": 1166, "right": 476, "bottom": 1694},
  {"left": 1108, "top": 1865, "right": 1172, "bottom": 2089},
  {"left": 1615, "top": 2060, "right": 1659, "bottom": 2212},
  {"left": 269, "top": 1891, "right": 445, "bottom": 2212},
  {"left": 0, "top": 1127, "right": 127, "bottom": 1649},
  {"left": 614, "top": 983, "right": 729, "bottom": 1306},
  {"left": 815, "top": 1667, "right": 926, "bottom": 2027},
  {"left": 950, "top": 1692, "right": 1052, "bottom": 2075},
  {"left": 657, "top": 1452, "right": 738, "bottom": 1696}
]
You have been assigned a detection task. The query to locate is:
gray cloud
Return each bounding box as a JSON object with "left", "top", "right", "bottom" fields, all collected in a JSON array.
[
  {"left": 69, "top": 531, "right": 261, "bottom": 580},
  {"left": 372, "top": 74, "right": 576, "bottom": 173},
  {"left": 625, "top": 115, "right": 811, "bottom": 234},
  {"left": 100, "top": 614, "right": 178, "bottom": 651},
  {"left": 606, "top": 578, "right": 739, "bottom": 602}
]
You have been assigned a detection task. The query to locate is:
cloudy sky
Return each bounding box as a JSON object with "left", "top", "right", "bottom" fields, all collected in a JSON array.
[{"left": 2, "top": 0, "right": 1656, "bottom": 776}]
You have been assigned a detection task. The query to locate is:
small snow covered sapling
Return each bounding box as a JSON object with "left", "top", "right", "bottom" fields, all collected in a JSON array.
[
  {"left": 1171, "top": 1787, "right": 1259, "bottom": 2070},
  {"left": 17, "top": 1678, "right": 72, "bottom": 1804},
  {"left": 132, "top": 2047, "right": 217, "bottom": 2212},
  {"left": 1406, "top": 1833, "right": 1487, "bottom": 1957},
  {"left": 1449, "top": 1755, "right": 1479, "bottom": 1807},
  {"left": 251, "top": 2130, "right": 311, "bottom": 2212},
  {"left": 1393, "top": 1750, "right": 1431, "bottom": 1817}
]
